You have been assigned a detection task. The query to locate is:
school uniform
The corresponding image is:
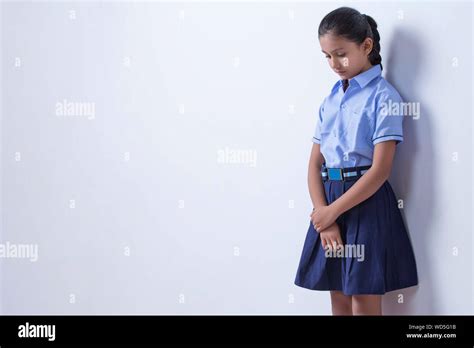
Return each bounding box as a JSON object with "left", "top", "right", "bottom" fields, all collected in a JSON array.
[{"left": 294, "top": 64, "right": 419, "bottom": 295}]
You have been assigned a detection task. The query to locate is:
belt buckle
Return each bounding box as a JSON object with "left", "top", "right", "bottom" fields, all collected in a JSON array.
[{"left": 327, "top": 168, "right": 344, "bottom": 181}]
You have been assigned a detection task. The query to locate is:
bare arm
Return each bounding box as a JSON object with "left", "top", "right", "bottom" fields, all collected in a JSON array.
[
  {"left": 308, "top": 143, "right": 328, "bottom": 209},
  {"left": 311, "top": 140, "right": 397, "bottom": 232},
  {"left": 308, "top": 143, "right": 343, "bottom": 248},
  {"left": 332, "top": 140, "right": 396, "bottom": 216}
]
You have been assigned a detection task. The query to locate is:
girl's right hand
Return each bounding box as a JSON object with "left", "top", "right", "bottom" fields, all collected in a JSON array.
[{"left": 319, "top": 222, "right": 343, "bottom": 251}]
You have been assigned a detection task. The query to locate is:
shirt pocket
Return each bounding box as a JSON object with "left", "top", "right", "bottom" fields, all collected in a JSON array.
[{"left": 341, "top": 107, "right": 373, "bottom": 146}]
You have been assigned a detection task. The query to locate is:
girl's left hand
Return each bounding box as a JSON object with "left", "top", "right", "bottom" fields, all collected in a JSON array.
[{"left": 310, "top": 205, "right": 339, "bottom": 232}]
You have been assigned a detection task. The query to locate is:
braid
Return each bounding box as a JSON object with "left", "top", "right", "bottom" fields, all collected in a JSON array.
[{"left": 361, "top": 13, "right": 383, "bottom": 70}]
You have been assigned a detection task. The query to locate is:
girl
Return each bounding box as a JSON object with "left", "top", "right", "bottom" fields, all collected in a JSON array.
[{"left": 294, "top": 7, "right": 419, "bottom": 315}]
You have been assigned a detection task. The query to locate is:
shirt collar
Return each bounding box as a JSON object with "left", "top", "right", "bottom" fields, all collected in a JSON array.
[{"left": 330, "top": 64, "right": 382, "bottom": 92}]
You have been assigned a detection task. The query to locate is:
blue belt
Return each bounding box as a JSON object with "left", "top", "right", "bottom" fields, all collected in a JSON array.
[{"left": 321, "top": 165, "right": 371, "bottom": 181}]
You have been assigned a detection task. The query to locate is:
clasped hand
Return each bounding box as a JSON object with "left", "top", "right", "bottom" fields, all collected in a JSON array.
[
  {"left": 310, "top": 205, "right": 343, "bottom": 251},
  {"left": 310, "top": 205, "right": 340, "bottom": 232}
]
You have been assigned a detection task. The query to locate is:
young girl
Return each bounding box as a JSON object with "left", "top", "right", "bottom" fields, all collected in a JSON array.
[{"left": 294, "top": 7, "right": 419, "bottom": 315}]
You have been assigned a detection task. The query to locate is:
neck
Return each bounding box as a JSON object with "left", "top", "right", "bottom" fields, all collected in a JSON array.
[
  {"left": 359, "top": 62, "right": 374, "bottom": 75},
  {"left": 345, "top": 63, "right": 374, "bottom": 82}
]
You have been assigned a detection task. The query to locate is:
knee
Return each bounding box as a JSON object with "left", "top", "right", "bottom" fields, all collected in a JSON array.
[
  {"left": 352, "top": 294, "right": 382, "bottom": 315},
  {"left": 330, "top": 291, "right": 352, "bottom": 315}
]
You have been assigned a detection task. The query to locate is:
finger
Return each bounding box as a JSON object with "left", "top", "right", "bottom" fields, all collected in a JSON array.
[
  {"left": 328, "top": 236, "right": 335, "bottom": 249},
  {"left": 336, "top": 236, "right": 343, "bottom": 246},
  {"left": 325, "top": 238, "right": 332, "bottom": 251},
  {"left": 323, "top": 237, "right": 331, "bottom": 251},
  {"left": 321, "top": 237, "right": 327, "bottom": 249}
]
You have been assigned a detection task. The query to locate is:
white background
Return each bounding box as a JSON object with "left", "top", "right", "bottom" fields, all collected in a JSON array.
[{"left": 1, "top": 0, "right": 473, "bottom": 314}]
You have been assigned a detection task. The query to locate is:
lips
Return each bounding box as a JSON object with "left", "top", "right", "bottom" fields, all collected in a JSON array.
[{"left": 335, "top": 70, "right": 346, "bottom": 74}]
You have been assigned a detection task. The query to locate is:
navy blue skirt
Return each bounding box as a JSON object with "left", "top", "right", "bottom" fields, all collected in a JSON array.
[{"left": 294, "top": 178, "right": 419, "bottom": 295}]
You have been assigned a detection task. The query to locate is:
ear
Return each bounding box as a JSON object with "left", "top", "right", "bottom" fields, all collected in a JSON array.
[{"left": 363, "top": 37, "right": 374, "bottom": 56}]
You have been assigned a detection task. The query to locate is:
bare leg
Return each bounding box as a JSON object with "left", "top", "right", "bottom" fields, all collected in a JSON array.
[
  {"left": 352, "top": 294, "right": 382, "bottom": 315},
  {"left": 330, "top": 290, "right": 352, "bottom": 315}
]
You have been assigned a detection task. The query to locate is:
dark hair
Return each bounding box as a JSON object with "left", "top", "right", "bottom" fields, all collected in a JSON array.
[{"left": 318, "top": 7, "right": 383, "bottom": 70}]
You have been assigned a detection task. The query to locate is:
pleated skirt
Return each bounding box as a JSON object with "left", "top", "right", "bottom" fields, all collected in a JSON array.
[{"left": 294, "top": 178, "right": 419, "bottom": 295}]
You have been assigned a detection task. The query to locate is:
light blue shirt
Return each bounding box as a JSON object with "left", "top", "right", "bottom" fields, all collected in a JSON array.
[{"left": 312, "top": 64, "right": 405, "bottom": 168}]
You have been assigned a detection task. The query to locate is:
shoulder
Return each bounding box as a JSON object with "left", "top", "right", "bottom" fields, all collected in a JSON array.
[
  {"left": 369, "top": 78, "right": 406, "bottom": 122},
  {"left": 371, "top": 77, "right": 403, "bottom": 105}
]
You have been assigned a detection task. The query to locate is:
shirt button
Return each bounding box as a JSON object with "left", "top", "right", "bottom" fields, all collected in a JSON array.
[{"left": 341, "top": 104, "right": 346, "bottom": 109}]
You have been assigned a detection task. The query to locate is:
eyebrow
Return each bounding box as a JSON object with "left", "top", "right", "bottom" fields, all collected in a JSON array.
[{"left": 321, "top": 48, "right": 344, "bottom": 54}]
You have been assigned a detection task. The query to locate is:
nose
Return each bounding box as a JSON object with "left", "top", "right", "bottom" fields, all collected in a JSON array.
[{"left": 329, "top": 58, "right": 341, "bottom": 70}]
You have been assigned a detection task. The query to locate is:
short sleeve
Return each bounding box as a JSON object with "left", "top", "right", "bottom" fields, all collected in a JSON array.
[
  {"left": 312, "top": 98, "right": 325, "bottom": 144},
  {"left": 372, "top": 91, "right": 404, "bottom": 145}
]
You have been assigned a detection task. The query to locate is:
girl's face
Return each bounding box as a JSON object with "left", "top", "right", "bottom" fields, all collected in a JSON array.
[{"left": 319, "top": 33, "right": 374, "bottom": 80}]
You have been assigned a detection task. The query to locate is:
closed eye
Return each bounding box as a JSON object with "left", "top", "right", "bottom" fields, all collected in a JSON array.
[{"left": 325, "top": 53, "right": 346, "bottom": 59}]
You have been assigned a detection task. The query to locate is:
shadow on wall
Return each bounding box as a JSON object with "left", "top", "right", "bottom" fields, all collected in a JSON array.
[{"left": 382, "top": 27, "right": 435, "bottom": 314}]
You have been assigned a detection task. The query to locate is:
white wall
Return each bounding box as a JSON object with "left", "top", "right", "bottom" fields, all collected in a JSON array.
[{"left": 1, "top": 0, "right": 472, "bottom": 314}]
